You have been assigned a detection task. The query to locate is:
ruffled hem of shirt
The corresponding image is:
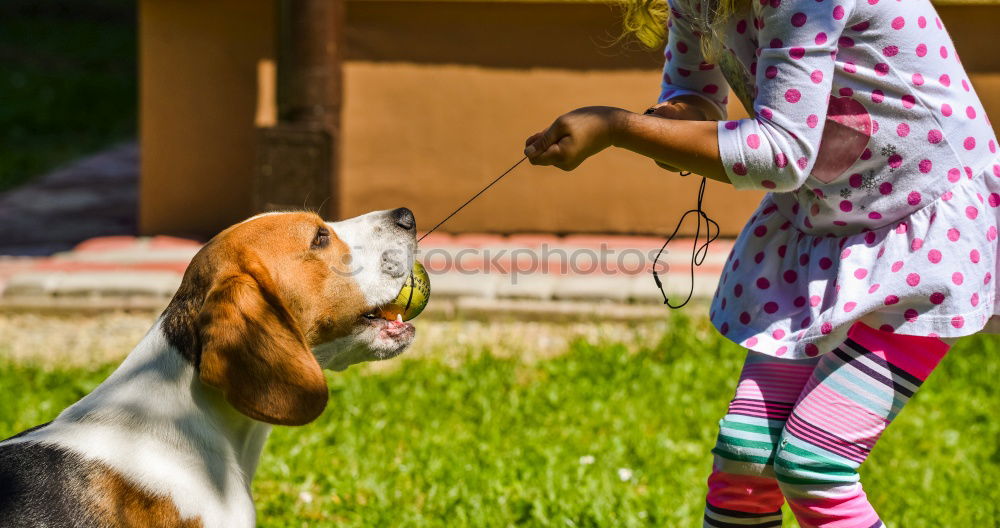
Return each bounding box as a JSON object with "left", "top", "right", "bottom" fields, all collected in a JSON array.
[{"left": 709, "top": 163, "right": 999, "bottom": 359}]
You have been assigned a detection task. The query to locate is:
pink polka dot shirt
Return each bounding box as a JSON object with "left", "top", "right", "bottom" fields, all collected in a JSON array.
[{"left": 660, "top": 0, "right": 999, "bottom": 358}]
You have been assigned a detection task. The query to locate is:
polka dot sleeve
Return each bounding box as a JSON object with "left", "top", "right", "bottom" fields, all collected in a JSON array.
[
  {"left": 719, "top": 0, "right": 853, "bottom": 192},
  {"left": 658, "top": 1, "right": 730, "bottom": 118}
]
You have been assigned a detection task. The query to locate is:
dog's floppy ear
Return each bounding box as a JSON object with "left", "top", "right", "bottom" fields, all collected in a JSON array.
[{"left": 196, "top": 265, "right": 328, "bottom": 426}]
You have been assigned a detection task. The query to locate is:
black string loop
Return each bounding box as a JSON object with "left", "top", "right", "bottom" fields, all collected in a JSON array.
[
  {"left": 417, "top": 148, "right": 717, "bottom": 311},
  {"left": 651, "top": 174, "right": 719, "bottom": 309}
]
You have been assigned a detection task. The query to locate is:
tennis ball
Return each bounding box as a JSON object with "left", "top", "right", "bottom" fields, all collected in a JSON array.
[{"left": 380, "top": 260, "right": 430, "bottom": 321}]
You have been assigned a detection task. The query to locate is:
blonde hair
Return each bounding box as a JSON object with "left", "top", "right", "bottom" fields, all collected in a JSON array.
[
  {"left": 620, "top": 0, "right": 750, "bottom": 56},
  {"left": 620, "top": 0, "right": 669, "bottom": 49}
]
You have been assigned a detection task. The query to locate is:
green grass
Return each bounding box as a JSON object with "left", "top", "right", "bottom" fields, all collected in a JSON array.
[
  {"left": 0, "top": 1, "right": 136, "bottom": 192},
  {"left": 1, "top": 316, "right": 998, "bottom": 526}
]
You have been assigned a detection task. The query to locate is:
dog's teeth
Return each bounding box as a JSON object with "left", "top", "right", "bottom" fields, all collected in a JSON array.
[{"left": 395, "top": 314, "right": 403, "bottom": 323}]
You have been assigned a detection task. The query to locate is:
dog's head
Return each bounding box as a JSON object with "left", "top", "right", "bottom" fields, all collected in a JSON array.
[{"left": 162, "top": 208, "right": 418, "bottom": 426}]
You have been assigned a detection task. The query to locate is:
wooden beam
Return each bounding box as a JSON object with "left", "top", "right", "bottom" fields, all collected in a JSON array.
[{"left": 254, "top": 0, "right": 345, "bottom": 218}]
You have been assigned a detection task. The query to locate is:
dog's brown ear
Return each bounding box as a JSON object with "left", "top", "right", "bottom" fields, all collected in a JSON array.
[{"left": 197, "top": 268, "right": 328, "bottom": 426}]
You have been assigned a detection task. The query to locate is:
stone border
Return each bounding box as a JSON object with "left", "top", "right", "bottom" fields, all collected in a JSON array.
[{"left": 1, "top": 233, "right": 728, "bottom": 317}]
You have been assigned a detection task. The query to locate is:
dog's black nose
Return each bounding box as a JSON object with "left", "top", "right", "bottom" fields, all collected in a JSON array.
[{"left": 391, "top": 207, "right": 415, "bottom": 231}]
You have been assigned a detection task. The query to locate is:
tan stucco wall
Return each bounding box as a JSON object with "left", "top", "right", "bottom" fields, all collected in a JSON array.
[
  {"left": 339, "top": 1, "right": 760, "bottom": 236},
  {"left": 139, "top": 0, "right": 276, "bottom": 237},
  {"left": 340, "top": 62, "right": 759, "bottom": 235},
  {"left": 139, "top": 0, "right": 1000, "bottom": 238}
]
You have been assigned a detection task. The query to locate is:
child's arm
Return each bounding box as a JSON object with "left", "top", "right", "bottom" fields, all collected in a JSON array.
[
  {"left": 526, "top": 0, "right": 853, "bottom": 192},
  {"left": 522, "top": 106, "right": 728, "bottom": 182},
  {"left": 645, "top": 97, "right": 723, "bottom": 171},
  {"left": 523, "top": 0, "right": 731, "bottom": 180}
]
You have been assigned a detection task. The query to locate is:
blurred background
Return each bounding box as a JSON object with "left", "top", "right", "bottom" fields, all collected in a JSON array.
[{"left": 0, "top": 1, "right": 998, "bottom": 526}]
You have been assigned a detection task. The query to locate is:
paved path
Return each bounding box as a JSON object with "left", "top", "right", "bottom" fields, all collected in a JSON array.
[{"left": 0, "top": 142, "right": 138, "bottom": 256}]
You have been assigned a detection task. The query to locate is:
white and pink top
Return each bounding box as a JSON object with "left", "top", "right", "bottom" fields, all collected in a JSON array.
[{"left": 660, "top": 0, "right": 999, "bottom": 358}]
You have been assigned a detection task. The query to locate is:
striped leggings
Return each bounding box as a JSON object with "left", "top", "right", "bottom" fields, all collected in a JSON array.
[{"left": 704, "top": 322, "right": 951, "bottom": 528}]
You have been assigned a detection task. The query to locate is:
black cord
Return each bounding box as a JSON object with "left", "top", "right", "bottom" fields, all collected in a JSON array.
[
  {"left": 403, "top": 272, "right": 415, "bottom": 313},
  {"left": 418, "top": 156, "right": 527, "bottom": 243},
  {"left": 416, "top": 146, "right": 717, "bottom": 311},
  {"left": 651, "top": 174, "right": 720, "bottom": 309},
  {"left": 410, "top": 156, "right": 527, "bottom": 318}
]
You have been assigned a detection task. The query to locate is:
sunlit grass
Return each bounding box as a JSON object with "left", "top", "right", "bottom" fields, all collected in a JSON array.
[{"left": 1, "top": 315, "right": 997, "bottom": 526}]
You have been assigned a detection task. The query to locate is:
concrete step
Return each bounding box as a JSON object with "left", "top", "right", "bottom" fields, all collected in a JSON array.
[{"left": 1, "top": 233, "right": 729, "bottom": 314}]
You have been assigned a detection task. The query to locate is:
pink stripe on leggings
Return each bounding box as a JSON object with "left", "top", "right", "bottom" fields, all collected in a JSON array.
[
  {"left": 847, "top": 322, "right": 948, "bottom": 381},
  {"left": 793, "top": 384, "right": 888, "bottom": 443},
  {"left": 788, "top": 492, "right": 882, "bottom": 528}
]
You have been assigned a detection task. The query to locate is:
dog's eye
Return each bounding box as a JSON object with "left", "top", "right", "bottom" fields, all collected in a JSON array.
[{"left": 311, "top": 226, "right": 330, "bottom": 249}]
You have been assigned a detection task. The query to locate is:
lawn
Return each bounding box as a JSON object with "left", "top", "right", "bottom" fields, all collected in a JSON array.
[
  {"left": 0, "top": 0, "right": 136, "bottom": 192},
  {"left": 1, "top": 314, "right": 997, "bottom": 527}
]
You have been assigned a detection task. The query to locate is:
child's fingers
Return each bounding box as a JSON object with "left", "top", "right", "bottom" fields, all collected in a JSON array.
[
  {"left": 525, "top": 119, "right": 568, "bottom": 159},
  {"left": 524, "top": 133, "right": 549, "bottom": 160},
  {"left": 533, "top": 136, "right": 576, "bottom": 169},
  {"left": 526, "top": 142, "right": 561, "bottom": 166},
  {"left": 524, "top": 132, "right": 543, "bottom": 148}
]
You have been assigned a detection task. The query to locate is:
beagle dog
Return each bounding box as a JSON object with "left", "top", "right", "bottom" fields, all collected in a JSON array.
[{"left": 0, "top": 208, "right": 420, "bottom": 528}]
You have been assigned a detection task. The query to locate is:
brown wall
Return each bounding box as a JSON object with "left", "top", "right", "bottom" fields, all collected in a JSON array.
[
  {"left": 340, "top": 1, "right": 760, "bottom": 237},
  {"left": 139, "top": 1, "right": 1000, "bottom": 238},
  {"left": 139, "top": 0, "right": 276, "bottom": 237}
]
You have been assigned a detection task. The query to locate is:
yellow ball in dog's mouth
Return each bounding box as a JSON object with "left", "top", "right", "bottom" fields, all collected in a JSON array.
[{"left": 380, "top": 260, "right": 430, "bottom": 322}]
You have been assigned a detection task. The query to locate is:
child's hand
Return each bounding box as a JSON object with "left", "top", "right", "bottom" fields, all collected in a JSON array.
[
  {"left": 643, "top": 100, "right": 714, "bottom": 172},
  {"left": 523, "top": 106, "right": 627, "bottom": 171}
]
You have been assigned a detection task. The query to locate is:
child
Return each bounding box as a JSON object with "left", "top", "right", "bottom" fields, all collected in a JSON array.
[{"left": 524, "top": 0, "right": 999, "bottom": 525}]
